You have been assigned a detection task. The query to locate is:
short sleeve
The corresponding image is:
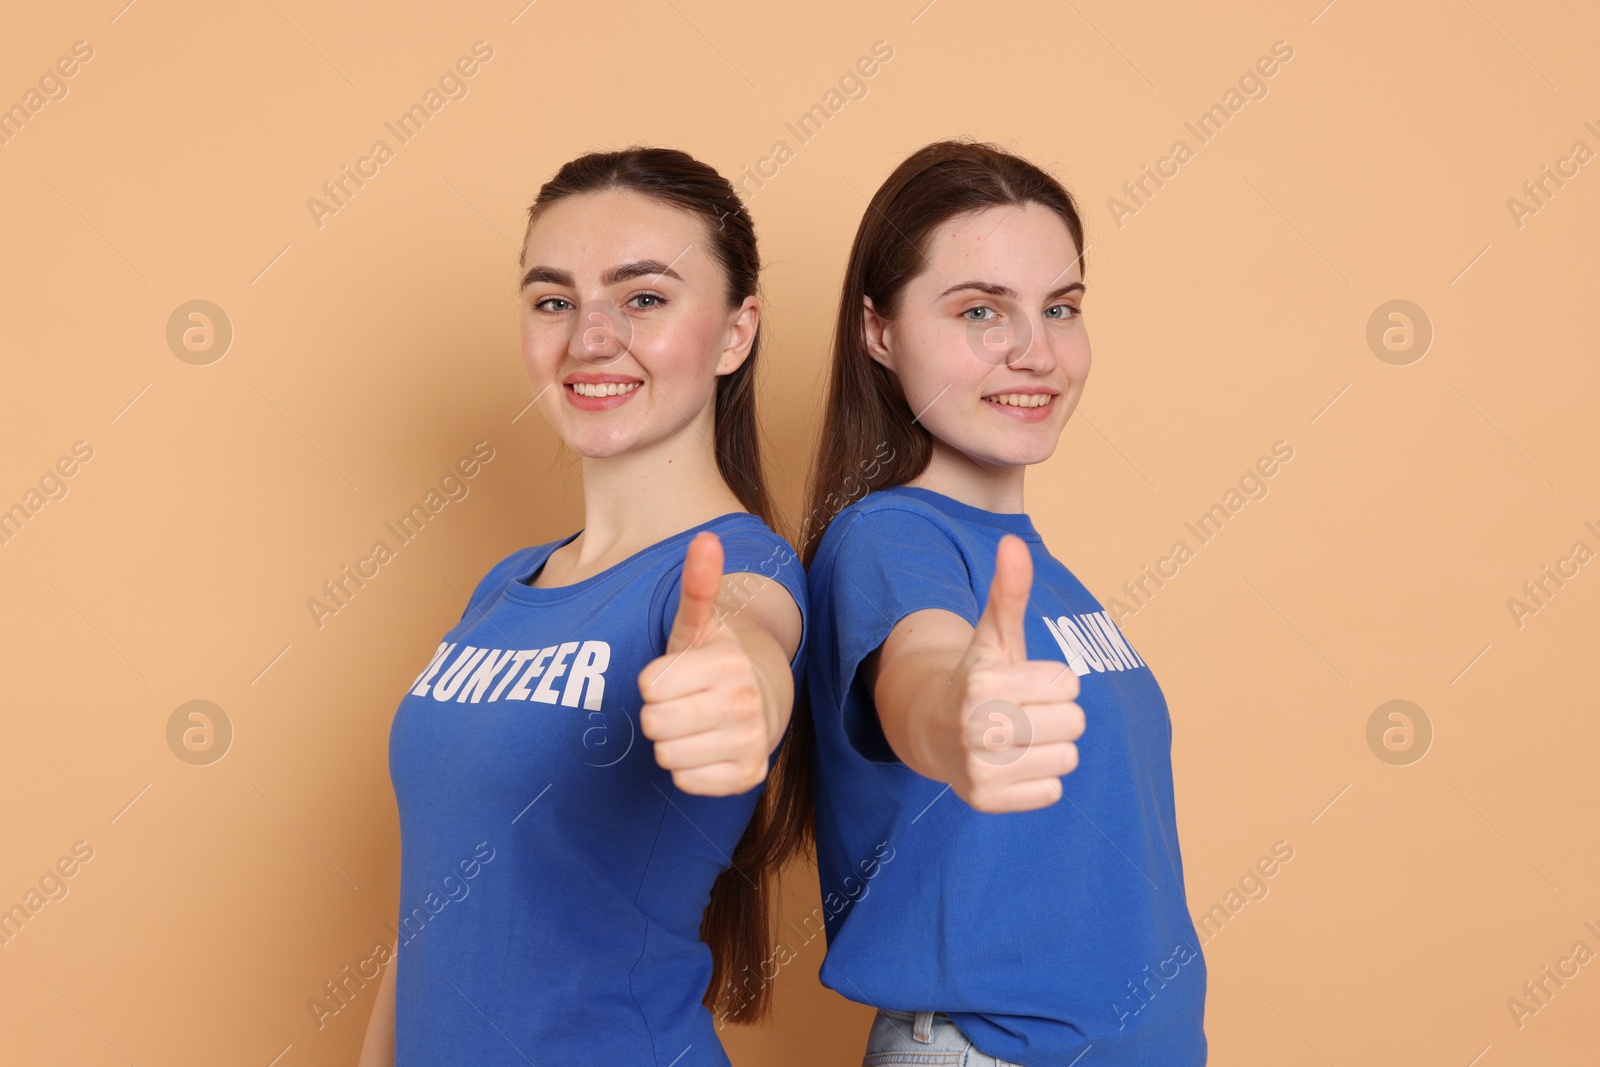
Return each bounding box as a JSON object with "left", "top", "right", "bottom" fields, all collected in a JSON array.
[
  {"left": 827, "top": 508, "right": 980, "bottom": 762},
  {"left": 649, "top": 522, "right": 809, "bottom": 677}
]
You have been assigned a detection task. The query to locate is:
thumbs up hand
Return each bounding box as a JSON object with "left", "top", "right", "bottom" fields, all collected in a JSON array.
[
  {"left": 638, "top": 532, "right": 773, "bottom": 797},
  {"left": 937, "top": 534, "right": 1085, "bottom": 813}
]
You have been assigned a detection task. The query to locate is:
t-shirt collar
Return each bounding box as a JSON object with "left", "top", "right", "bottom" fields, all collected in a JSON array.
[{"left": 878, "top": 485, "right": 1041, "bottom": 541}]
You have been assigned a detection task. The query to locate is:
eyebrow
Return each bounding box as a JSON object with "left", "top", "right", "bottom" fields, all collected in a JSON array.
[
  {"left": 937, "top": 279, "right": 1087, "bottom": 302},
  {"left": 519, "top": 259, "right": 684, "bottom": 290}
]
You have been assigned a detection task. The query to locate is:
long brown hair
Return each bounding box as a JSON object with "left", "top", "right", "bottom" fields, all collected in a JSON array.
[
  {"left": 519, "top": 147, "right": 795, "bottom": 1022},
  {"left": 776, "top": 141, "right": 1088, "bottom": 880}
]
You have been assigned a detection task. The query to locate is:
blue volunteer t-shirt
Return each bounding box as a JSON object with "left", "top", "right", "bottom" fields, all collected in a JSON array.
[
  {"left": 807, "top": 485, "right": 1207, "bottom": 1066},
  {"left": 388, "top": 512, "right": 807, "bottom": 1066}
]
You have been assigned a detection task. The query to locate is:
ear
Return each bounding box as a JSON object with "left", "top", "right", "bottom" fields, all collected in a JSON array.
[
  {"left": 862, "top": 295, "right": 894, "bottom": 371},
  {"left": 715, "top": 295, "right": 760, "bottom": 376}
]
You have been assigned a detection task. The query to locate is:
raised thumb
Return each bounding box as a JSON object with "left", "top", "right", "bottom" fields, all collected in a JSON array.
[
  {"left": 665, "top": 531, "right": 725, "bottom": 654},
  {"left": 969, "top": 534, "right": 1032, "bottom": 664}
]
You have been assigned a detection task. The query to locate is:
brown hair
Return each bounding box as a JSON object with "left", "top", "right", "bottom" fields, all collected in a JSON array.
[
  {"left": 777, "top": 140, "right": 1088, "bottom": 873},
  {"left": 519, "top": 146, "right": 796, "bottom": 1022}
]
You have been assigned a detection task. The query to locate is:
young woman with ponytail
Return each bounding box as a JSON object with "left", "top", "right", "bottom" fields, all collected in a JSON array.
[
  {"left": 801, "top": 140, "right": 1208, "bottom": 1066},
  {"left": 361, "top": 147, "right": 809, "bottom": 1065}
]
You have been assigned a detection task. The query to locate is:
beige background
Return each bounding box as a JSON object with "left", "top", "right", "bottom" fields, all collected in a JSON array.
[{"left": 2, "top": 0, "right": 1596, "bottom": 1063}]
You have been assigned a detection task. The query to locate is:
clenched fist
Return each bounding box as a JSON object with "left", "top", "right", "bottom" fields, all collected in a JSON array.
[{"left": 638, "top": 531, "right": 773, "bottom": 797}]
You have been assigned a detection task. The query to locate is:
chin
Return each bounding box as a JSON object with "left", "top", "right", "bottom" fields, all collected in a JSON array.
[
  {"left": 571, "top": 440, "right": 637, "bottom": 460},
  {"left": 557, "top": 426, "right": 639, "bottom": 460},
  {"left": 974, "top": 442, "right": 1058, "bottom": 468}
]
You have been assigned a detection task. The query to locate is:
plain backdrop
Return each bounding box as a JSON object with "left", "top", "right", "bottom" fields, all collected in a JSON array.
[{"left": 1, "top": 1, "right": 1596, "bottom": 1064}]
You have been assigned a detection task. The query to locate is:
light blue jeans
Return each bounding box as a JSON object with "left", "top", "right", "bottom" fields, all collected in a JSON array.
[{"left": 862, "top": 1009, "right": 1029, "bottom": 1066}]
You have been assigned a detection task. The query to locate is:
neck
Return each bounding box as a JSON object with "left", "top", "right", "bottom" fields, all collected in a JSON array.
[
  {"left": 570, "top": 405, "right": 745, "bottom": 564},
  {"left": 906, "top": 437, "right": 1027, "bottom": 513}
]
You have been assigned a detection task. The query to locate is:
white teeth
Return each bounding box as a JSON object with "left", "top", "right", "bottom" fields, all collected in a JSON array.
[
  {"left": 984, "top": 392, "right": 1054, "bottom": 408},
  {"left": 570, "top": 381, "right": 642, "bottom": 398}
]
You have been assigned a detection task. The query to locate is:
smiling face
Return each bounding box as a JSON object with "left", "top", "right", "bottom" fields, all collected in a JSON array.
[
  {"left": 519, "top": 188, "right": 757, "bottom": 459},
  {"left": 865, "top": 201, "right": 1089, "bottom": 470}
]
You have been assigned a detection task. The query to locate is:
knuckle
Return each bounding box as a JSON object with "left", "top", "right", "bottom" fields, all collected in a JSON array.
[
  {"left": 1033, "top": 705, "right": 1069, "bottom": 738},
  {"left": 962, "top": 667, "right": 1003, "bottom": 703},
  {"left": 966, "top": 759, "right": 1004, "bottom": 792},
  {"left": 729, "top": 682, "right": 762, "bottom": 711},
  {"left": 973, "top": 785, "right": 1009, "bottom": 813}
]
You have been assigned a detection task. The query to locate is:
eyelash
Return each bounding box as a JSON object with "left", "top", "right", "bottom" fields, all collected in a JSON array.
[
  {"left": 530, "top": 292, "right": 668, "bottom": 313},
  {"left": 962, "top": 303, "right": 1080, "bottom": 321}
]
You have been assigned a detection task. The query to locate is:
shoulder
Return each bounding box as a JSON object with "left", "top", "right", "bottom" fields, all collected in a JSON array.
[
  {"left": 813, "top": 490, "right": 968, "bottom": 573},
  {"left": 647, "top": 513, "right": 807, "bottom": 653},
  {"left": 641, "top": 514, "right": 801, "bottom": 587},
  {"left": 459, "top": 536, "right": 568, "bottom": 620},
  {"left": 486, "top": 535, "right": 569, "bottom": 585},
  {"left": 698, "top": 513, "right": 807, "bottom": 619},
  {"left": 705, "top": 512, "right": 800, "bottom": 569}
]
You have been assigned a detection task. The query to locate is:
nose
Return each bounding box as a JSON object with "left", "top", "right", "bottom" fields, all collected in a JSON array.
[
  {"left": 1001, "top": 312, "right": 1059, "bottom": 374},
  {"left": 569, "top": 300, "right": 630, "bottom": 366},
  {"left": 970, "top": 312, "right": 1030, "bottom": 368}
]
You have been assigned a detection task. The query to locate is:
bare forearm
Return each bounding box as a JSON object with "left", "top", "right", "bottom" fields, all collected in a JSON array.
[{"left": 874, "top": 645, "right": 965, "bottom": 783}]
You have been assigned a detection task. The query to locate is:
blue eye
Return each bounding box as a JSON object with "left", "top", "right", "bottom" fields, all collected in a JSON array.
[
  {"left": 1044, "top": 303, "right": 1081, "bottom": 320},
  {"left": 962, "top": 306, "right": 997, "bottom": 322},
  {"left": 627, "top": 292, "right": 667, "bottom": 309},
  {"left": 533, "top": 296, "right": 572, "bottom": 313}
]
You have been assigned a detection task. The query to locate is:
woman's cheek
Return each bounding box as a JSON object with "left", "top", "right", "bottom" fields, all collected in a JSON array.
[
  {"left": 637, "top": 320, "right": 721, "bottom": 402},
  {"left": 916, "top": 402, "right": 980, "bottom": 460},
  {"left": 1065, "top": 334, "right": 1092, "bottom": 378},
  {"left": 520, "top": 325, "right": 564, "bottom": 385},
  {"left": 908, "top": 339, "right": 980, "bottom": 414}
]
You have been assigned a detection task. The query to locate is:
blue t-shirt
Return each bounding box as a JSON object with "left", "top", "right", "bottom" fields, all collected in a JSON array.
[
  {"left": 388, "top": 512, "right": 807, "bottom": 1066},
  {"left": 806, "top": 485, "right": 1206, "bottom": 1066}
]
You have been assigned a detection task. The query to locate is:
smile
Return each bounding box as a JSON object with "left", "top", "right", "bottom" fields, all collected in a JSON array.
[
  {"left": 570, "top": 381, "right": 642, "bottom": 398},
  {"left": 562, "top": 374, "right": 644, "bottom": 411},
  {"left": 983, "top": 392, "right": 1055, "bottom": 409}
]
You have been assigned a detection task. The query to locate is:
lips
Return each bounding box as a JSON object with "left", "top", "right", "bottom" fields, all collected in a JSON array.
[
  {"left": 982, "top": 391, "right": 1056, "bottom": 408},
  {"left": 981, "top": 388, "right": 1058, "bottom": 423},
  {"left": 569, "top": 381, "right": 641, "bottom": 398},
  {"left": 562, "top": 372, "right": 644, "bottom": 410},
  {"left": 565, "top": 371, "right": 642, "bottom": 385}
]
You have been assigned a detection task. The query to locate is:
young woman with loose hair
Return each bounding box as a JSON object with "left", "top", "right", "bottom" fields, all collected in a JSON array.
[
  {"left": 801, "top": 140, "right": 1208, "bottom": 1065},
  {"left": 360, "top": 146, "right": 809, "bottom": 1065}
]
